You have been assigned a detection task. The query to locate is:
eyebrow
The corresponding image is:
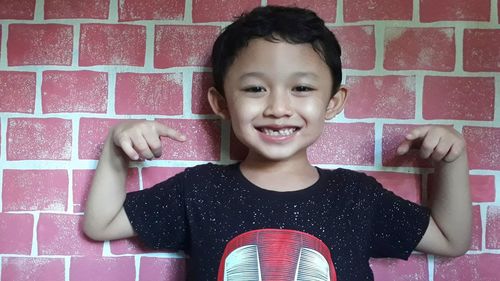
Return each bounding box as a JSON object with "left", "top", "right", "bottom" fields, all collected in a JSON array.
[{"left": 238, "top": 72, "right": 320, "bottom": 80}]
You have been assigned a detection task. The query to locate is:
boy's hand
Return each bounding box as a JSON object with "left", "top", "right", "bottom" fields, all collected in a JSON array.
[
  {"left": 396, "top": 125, "right": 466, "bottom": 163},
  {"left": 112, "top": 120, "right": 186, "bottom": 161}
]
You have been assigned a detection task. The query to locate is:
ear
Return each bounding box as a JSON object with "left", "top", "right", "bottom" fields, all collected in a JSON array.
[
  {"left": 208, "top": 87, "right": 230, "bottom": 119},
  {"left": 325, "top": 87, "right": 348, "bottom": 120}
]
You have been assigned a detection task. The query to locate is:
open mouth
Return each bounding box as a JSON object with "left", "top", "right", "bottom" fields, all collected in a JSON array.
[{"left": 256, "top": 127, "right": 300, "bottom": 137}]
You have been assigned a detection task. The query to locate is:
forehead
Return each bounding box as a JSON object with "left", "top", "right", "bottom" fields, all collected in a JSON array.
[{"left": 226, "top": 38, "right": 331, "bottom": 79}]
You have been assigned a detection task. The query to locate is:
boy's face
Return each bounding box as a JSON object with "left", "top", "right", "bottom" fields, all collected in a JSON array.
[{"left": 209, "top": 38, "right": 347, "bottom": 163}]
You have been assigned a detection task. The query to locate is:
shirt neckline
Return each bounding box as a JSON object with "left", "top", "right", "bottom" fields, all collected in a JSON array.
[{"left": 228, "top": 162, "right": 329, "bottom": 201}]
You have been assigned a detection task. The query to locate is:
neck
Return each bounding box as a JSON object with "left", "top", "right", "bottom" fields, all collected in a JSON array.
[{"left": 239, "top": 152, "right": 318, "bottom": 191}]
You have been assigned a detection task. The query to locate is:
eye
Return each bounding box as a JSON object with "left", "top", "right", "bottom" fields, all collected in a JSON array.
[
  {"left": 292, "top": 85, "right": 315, "bottom": 94},
  {"left": 242, "top": 86, "right": 266, "bottom": 93}
]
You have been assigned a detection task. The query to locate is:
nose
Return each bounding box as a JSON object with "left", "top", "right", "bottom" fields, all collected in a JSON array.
[{"left": 263, "top": 91, "right": 293, "bottom": 118}]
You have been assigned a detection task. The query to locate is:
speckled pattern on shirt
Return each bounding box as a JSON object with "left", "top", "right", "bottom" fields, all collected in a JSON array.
[{"left": 124, "top": 163, "right": 430, "bottom": 281}]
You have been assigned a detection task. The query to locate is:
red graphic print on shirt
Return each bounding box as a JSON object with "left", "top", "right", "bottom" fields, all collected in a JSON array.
[{"left": 218, "top": 228, "right": 337, "bottom": 281}]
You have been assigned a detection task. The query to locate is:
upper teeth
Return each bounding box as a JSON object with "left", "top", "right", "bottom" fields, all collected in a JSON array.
[{"left": 262, "top": 128, "right": 296, "bottom": 136}]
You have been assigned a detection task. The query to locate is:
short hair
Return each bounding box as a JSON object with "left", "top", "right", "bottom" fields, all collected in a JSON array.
[{"left": 211, "top": 5, "right": 342, "bottom": 96}]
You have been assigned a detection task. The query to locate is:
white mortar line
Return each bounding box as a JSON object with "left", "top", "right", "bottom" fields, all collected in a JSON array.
[
  {"left": 182, "top": 71, "right": 194, "bottom": 118},
  {"left": 414, "top": 74, "right": 424, "bottom": 122},
  {"left": 491, "top": 0, "right": 499, "bottom": 23},
  {"left": 64, "top": 256, "right": 70, "bottom": 281},
  {"left": 0, "top": 24, "right": 8, "bottom": 68},
  {"left": 184, "top": 0, "right": 193, "bottom": 23},
  {"left": 71, "top": 23, "right": 80, "bottom": 67},
  {"left": 109, "top": 0, "right": 118, "bottom": 22},
  {"left": 31, "top": 212, "right": 39, "bottom": 256},
  {"left": 34, "top": 71, "right": 43, "bottom": 115},
  {"left": 336, "top": 0, "right": 344, "bottom": 24},
  {"left": 144, "top": 24, "right": 154, "bottom": 69},
  {"left": 375, "top": 23, "right": 386, "bottom": 72},
  {"left": 413, "top": 0, "right": 420, "bottom": 22},
  {"left": 373, "top": 122, "right": 383, "bottom": 167},
  {"left": 34, "top": 0, "right": 44, "bottom": 21}
]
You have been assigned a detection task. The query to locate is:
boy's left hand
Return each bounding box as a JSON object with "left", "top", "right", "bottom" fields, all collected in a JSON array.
[{"left": 397, "top": 125, "right": 466, "bottom": 163}]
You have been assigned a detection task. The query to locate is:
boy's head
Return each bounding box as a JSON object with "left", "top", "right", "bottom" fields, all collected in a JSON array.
[{"left": 211, "top": 5, "right": 342, "bottom": 97}]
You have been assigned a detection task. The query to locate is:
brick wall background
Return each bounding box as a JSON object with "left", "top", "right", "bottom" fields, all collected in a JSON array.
[{"left": 0, "top": 0, "right": 499, "bottom": 280}]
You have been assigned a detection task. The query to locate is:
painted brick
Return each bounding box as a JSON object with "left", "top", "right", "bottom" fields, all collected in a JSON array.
[
  {"left": 0, "top": 0, "right": 35, "bottom": 19},
  {"left": 267, "top": 0, "right": 337, "bottom": 22},
  {"left": 7, "top": 118, "right": 72, "bottom": 160},
  {"left": 382, "top": 124, "right": 432, "bottom": 168},
  {"left": 79, "top": 24, "right": 146, "bottom": 66},
  {"left": 44, "top": 0, "right": 110, "bottom": 19},
  {"left": 0, "top": 213, "right": 33, "bottom": 254},
  {"left": 109, "top": 237, "right": 154, "bottom": 255},
  {"left": 191, "top": 72, "right": 214, "bottom": 115},
  {"left": 42, "top": 71, "right": 108, "bottom": 113},
  {"left": 78, "top": 118, "right": 122, "bottom": 160},
  {"left": 37, "top": 214, "right": 102, "bottom": 255},
  {"left": 486, "top": 206, "right": 500, "bottom": 249},
  {"left": 420, "top": 0, "right": 490, "bottom": 22},
  {"left": 463, "top": 126, "right": 500, "bottom": 170},
  {"left": 0, "top": 71, "right": 36, "bottom": 113},
  {"left": 384, "top": 27, "right": 455, "bottom": 71},
  {"left": 2, "top": 169, "right": 68, "bottom": 212},
  {"left": 434, "top": 254, "right": 500, "bottom": 281},
  {"left": 8, "top": 24, "right": 73, "bottom": 66},
  {"left": 154, "top": 25, "right": 219, "bottom": 68},
  {"left": 192, "top": 0, "right": 260, "bottom": 22},
  {"left": 371, "top": 255, "right": 428, "bottom": 281},
  {"left": 70, "top": 257, "right": 135, "bottom": 281},
  {"left": 1, "top": 257, "right": 64, "bottom": 281},
  {"left": 471, "top": 205, "right": 483, "bottom": 251},
  {"left": 308, "top": 123, "right": 375, "bottom": 165},
  {"left": 469, "top": 175, "right": 496, "bottom": 202},
  {"left": 344, "top": 75, "right": 415, "bottom": 119},
  {"left": 463, "top": 29, "right": 500, "bottom": 72},
  {"left": 157, "top": 119, "right": 221, "bottom": 161},
  {"left": 331, "top": 26, "right": 375, "bottom": 70},
  {"left": 364, "top": 171, "right": 421, "bottom": 203},
  {"left": 429, "top": 174, "right": 496, "bottom": 203},
  {"left": 344, "top": 0, "right": 412, "bottom": 22},
  {"left": 423, "top": 76, "right": 494, "bottom": 121},
  {"left": 73, "top": 168, "right": 139, "bottom": 213},
  {"left": 118, "top": 0, "right": 185, "bottom": 21},
  {"left": 139, "top": 257, "right": 186, "bottom": 281},
  {"left": 115, "top": 73, "right": 183, "bottom": 115},
  {"left": 142, "top": 166, "right": 186, "bottom": 188}
]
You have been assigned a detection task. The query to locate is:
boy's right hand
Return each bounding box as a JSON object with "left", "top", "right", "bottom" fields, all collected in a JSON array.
[{"left": 112, "top": 120, "right": 187, "bottom": 161}]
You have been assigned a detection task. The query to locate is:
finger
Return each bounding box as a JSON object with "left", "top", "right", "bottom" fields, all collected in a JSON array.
[
  {"left": 118, "top": 137, "right": 140, "bottom": 160},
  {"left": 405, "top": 126, "right": 431, "bottom": 141},
  {"left": 419, "top": 134, "right": 440, "bottom": 159},
  {"left": 430, "top": 139, "right": 453, "bottom": 162},
  {"left": 155, "top": 122, "right": 187, "bottom": 142},
  {"left": 444, "top": 143, "right": 464, "bottom": 162},
  {"left": 142, "top": 131, "right": 163, "bottom": 158},
  {"left": 130, "top": 134, "right": 154, "bottom": 160},
  {"left": 396, "top": 139, "right": 412, "bottom": 155}
]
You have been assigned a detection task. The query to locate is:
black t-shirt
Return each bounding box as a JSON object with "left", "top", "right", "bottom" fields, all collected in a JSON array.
[{"left": 124, "top": 163, "right": 430, "bottom": 281}]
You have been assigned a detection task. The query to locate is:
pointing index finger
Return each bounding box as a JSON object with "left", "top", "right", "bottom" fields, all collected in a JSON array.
[{"left": 154, "top": 122, "right": 187, "bottom": 142}]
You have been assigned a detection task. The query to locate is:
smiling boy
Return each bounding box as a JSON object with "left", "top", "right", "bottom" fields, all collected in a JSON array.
[{"left": 83, "top": 6, "right": 471, "bottom": 281}]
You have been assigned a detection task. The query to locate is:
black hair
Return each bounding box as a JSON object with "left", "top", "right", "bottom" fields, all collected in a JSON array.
[{"left": 211, "top": 5, "right": 342, "bottom": 96}]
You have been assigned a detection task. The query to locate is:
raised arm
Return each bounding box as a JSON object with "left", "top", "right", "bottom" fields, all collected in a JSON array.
[
  {"left": 397, "top": 125, "right": 472, "bottom": 257},
  {"left": 83, "top": 120, "right": 186, "bottom": 241}
]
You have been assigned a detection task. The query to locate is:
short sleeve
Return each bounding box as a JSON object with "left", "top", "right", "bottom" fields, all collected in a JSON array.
[
  {"left": 367, "top": 176, "right": 431, "bottom": 260},
  {"left": 123, "top": 173, "right": 188, "bottom": 250}
]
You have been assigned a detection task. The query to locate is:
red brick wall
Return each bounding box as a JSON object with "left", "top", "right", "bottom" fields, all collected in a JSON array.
[{"left": 0, "top": 0, "right": 498, "bottom": 280}]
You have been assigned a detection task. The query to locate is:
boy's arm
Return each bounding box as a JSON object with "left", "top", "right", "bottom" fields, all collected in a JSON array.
[
  {"left": 83, "top": 121, "right": 186, "bottom": 241},
  {"left": 397, "top": 126, "right": 472, "bottom": 257}
]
